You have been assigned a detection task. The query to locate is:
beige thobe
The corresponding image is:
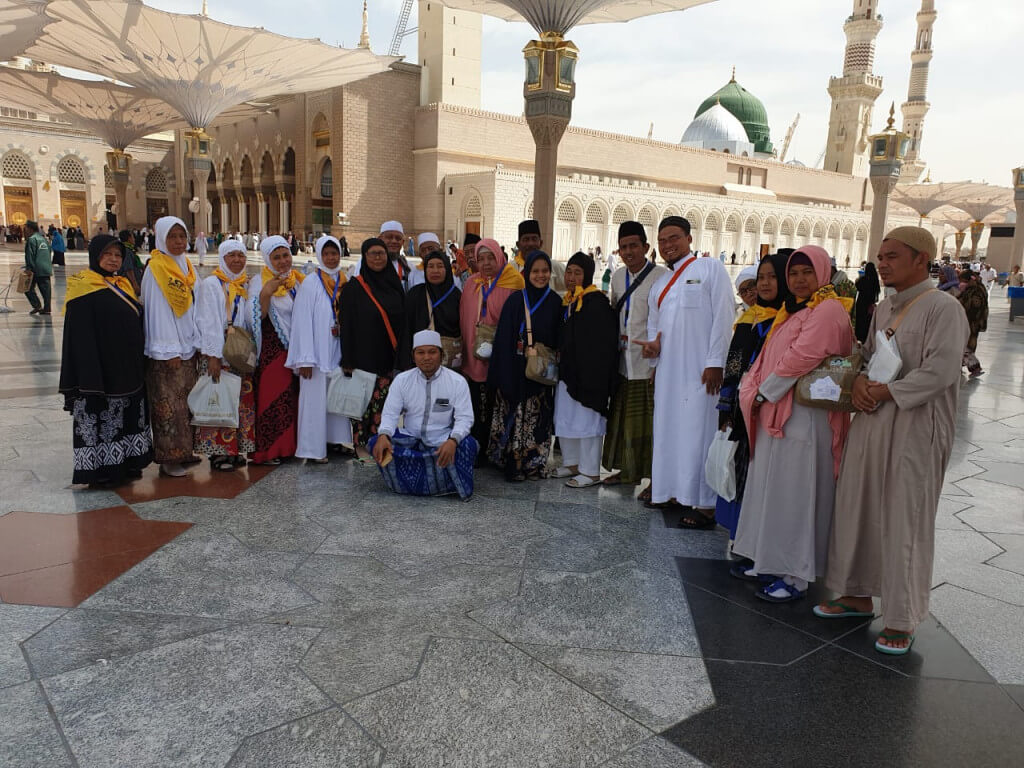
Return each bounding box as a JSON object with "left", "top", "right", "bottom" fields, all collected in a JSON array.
[{"left": 826, "top": 278, "right": 969, "bottom": 632}]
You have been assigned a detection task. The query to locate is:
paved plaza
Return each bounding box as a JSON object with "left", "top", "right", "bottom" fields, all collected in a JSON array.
[{"left": 2, "top": 249, "right": 1024, "bottom": 767}]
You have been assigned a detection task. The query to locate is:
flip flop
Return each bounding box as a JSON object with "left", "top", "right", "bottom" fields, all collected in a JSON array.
[
  {"left": 602, "top": 472, "right": 622, "bottom": 485},
  {"left": 550, "top": 466, "right": 577, "bottom": 479},
  {"left": 813, "top": 599, "right": 874, "bottom": 619},
  {"left": 677, "top": 511, "right": 716, "bottom": 529},
  {"left": 875, "top": 630, "right": 915, "bottom": 655},
  {"left": 566, "top": 474, "right": 601, "bottom": 488},
  {"left": 755, "top": 578, "right": 806, "bottom": 603}
]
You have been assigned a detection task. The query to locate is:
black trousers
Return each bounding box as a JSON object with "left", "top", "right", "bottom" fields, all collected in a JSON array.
[
  {"left": 466, "top": 379, "right": 493, "bottom": 462},
  {"left": 25, "top": 275, "right": 51, "bottom": 312}
]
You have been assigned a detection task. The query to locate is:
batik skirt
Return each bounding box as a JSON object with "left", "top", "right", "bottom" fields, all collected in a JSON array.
[
  {"left": 351, "top": 375, "right": 393, "bottom": 447},
  {"left": 487, "top": 388, "right": 554, "bottom": 480},
  {"left": 251, "top": 318, "right": 299, "bottom": 463},
  {"left": 146, "top": 356, "right": 199, "bottom": 464},
  {"left": 601, "top": 375, "right": 654, "bottom": 484},
  {"left": 193, "top": 357, "right": 256, "bottom": 458},
  {"left": 368, "top": 432, "right": 478, "bottom": 500},
  {"left": 71, "top": 392, "right": 153, "bottom": 484}
]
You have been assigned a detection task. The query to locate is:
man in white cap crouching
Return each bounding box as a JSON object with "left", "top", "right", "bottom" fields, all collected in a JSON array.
[{"left": 370, "top": 330, "right": 478, "bottom": 499}]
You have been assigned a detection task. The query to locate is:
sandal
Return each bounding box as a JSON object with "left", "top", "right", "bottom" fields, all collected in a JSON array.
[
  {"left": 813, "top": 599, "right": 874, "bottom": 619},
  {"left": 677, "top": 511, "right": 716, "bottom": 529},
  {"left": 550, "top": 466, "right": 577, "bottom": 479},
  {"left": 211, "top": 457, "right": 237, "bottom": 472},
  {"left": 566, "top": 474, "right": 601, "bottom": 488},
  {"left": 729, "top": 562, "right": 776, "bottom": 583},
  {"left": 305, "top": 457, "right": 330, "bottom": 465},
  {"left": 602, "top": 472, "right": 622, "bottom": 485},
  {"left": 637, "top": 486, "right": 652, "bottom": 503},
  {"left": 875, "top": 630, "right": 915, "bottom": 655},
  {"left": 755, "top": 578, "right": 806, "bottom": 603}
]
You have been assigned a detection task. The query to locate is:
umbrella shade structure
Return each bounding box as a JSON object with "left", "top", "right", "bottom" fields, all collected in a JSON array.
[
  {"left": 439, "top": 0, "right": 715, "bottom": 36},
  {"left": 0, "top": 1, "right": 52, "bottom": 61},
  {"left": 16, "top": 0, "right": 397, "bottom": 130},
  {"left": 891, "top": 181, "right": 975, "bottom": 221},
  {"left": 0, "top": 65, "right": 288, "bottom": 151}
]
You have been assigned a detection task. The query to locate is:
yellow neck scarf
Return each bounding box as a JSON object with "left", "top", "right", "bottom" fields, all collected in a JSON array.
[
  {"left": 213, "top": 268, "right": 249, "bottom": 317},
  {"left": 474, "top": 263, "right": 525, "bottom": 294},
  {"left": 261, "top": 266, "right": 305, "bottom": 297},
  {"left": 734, "top": 303, "right": 780, "bottom": 330},
  {"left": 765, "top": 284, "right": 854, "bottom": 342},
  {"left": 63, "top": 269, "right": 139, "bottom": 314},
  {"left": 317, "top": 268, "right": 346, "bottom": 306},
  {"left": 148, "top": 250, "right": 196, "bottom": 317},
  {"left": 562, "top": 283, "right": 600, "bottom": 313}
]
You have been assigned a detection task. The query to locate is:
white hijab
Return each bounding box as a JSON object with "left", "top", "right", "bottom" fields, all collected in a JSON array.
[
  {"left": 255, "top": 234, "right": 296, "bottom": 351},
  {"left": 154, "top": 216, "right": 189, "bottom": 266},
  {"left": 217, "top": 239, "right": 247, "bottom": 279},
  {"left": 259, "top": 235, "right": 291, "bottom": 272},
  {"left": 315, "top": 235, "right": 343, "bottom": 276}
]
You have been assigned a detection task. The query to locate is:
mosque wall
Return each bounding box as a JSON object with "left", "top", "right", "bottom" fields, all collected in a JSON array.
[{"left": 0, "top": 115, "right": 174, "bottom": 234}]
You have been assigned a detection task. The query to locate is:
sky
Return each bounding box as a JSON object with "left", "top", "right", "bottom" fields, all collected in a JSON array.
[{"left": 150, "top": 1, "right": 1020, "bottom": 185}]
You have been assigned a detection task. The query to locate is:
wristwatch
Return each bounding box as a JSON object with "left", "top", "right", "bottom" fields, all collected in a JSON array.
[{"left": 754, "top": 392, "right": 767, "bottom": 405}]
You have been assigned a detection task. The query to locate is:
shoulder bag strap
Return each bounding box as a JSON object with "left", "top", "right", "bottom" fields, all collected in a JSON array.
[
  {"left": 426, "top": 289, "right": 435, "bottom": 331},
  {"left": 523, "top": 295, "right": 534, "bottom": 348},
  {"left": 355, "top": 274, "right": 398, "bottom": 350},
  {"left": 614, "top": 262, "right": 655, "bottom": 313},
  {"left": 884, "top": 289, "right": 934, "bottom": 339},
  {"left": 657, "top": 256, "right": 697, "bottom": 308}
]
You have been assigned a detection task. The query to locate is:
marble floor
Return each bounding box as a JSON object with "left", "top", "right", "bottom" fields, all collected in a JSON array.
[{"left": 2, "top": 247, "right": 1024, "bottom": 767}]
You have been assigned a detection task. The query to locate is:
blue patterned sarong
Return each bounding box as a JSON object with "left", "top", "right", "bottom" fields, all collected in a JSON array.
[{"left": 368, "top": 432, "right": 478, "bottom": 500}]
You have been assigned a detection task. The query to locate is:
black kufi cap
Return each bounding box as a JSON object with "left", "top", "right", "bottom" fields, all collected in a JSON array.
[
  {"left": 617, "top": 220, "right": 646, "bottom": 242},
  {"left": 657, "top": 215, "right": 690, "bottom": 235},
  {"left": 518, "top": 219, "right": 541, "bottom": 238},
  {"left": 463, "top": 232, "right": 481, "bottom": 246}
]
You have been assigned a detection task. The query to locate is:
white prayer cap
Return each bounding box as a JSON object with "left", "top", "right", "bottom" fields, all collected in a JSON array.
[
  {"left": 380, "top": 220, "right": 404, "bottom": 235},
  {"left": 734, "top": 265, "right": 757, "bottom": 291},
  {"left": 412, "top": 329, "right": 442, "bottom": 350},
  {"left": 417, "top": 232, "right": 441, "bottom": 248}
]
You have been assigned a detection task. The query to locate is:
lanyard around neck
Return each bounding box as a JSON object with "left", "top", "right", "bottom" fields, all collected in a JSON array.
[
  {"left": 319, "top": 269, "right": 341, "bottom": 306},
  {"left": 520, "top": 286, "right": 551, "bottom": 335}
]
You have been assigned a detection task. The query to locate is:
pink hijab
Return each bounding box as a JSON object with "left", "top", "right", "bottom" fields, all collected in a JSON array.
[{"left": 739, "top": 246, "right": 854, "bottom": 477}]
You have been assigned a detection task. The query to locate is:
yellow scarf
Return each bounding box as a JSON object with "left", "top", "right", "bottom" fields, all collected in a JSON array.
[
  {"left": 63, "top": 269, "right": 139, "bottom": 314},
  {"left": 734, "top": 303, "right": 780, "bottom": 330},
  {"left": 765, "top": 284, "right": 854, "bottom": 342},
  {"left": 317, "top": 269, "right": 347, "bottom": 306},
  {"left": 473, "top": 263, "right": 525, "bottom": 294},
  {"left": 213, "top": 268, "right": 249, "bottom": 317},
  {"left": 260, "top": 266, "right": 305, "bottom": 297},
  {"left": 562, "top": 284, "right": 600, "bottom": 313},
  {"left": 148, "top": 250, "right": 197, "bottom": 317}
]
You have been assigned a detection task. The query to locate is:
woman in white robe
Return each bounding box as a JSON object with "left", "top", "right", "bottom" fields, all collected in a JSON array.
[
  {"left": 193, "top": 239, "right": 256, "bottom": 469},
  {"left": 286, "top": 235, "right": 353, "bottom": 462}
]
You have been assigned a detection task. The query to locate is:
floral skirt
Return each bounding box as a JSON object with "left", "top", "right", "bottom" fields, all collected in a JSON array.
[
  {"left": 194, "top": 358, "right": 256, "bottom": 457},
  {"left": 146, "top": 356, "right": 199, "bottom": 464},
  {"left": 487, "top": 389, "right": 554, "bottom": 480},
  {"left": 351, "top": 375, "right": 393, "bottom": 447},
  {"left": 71, "top": 392, "right": 153, "bottom": 484}
]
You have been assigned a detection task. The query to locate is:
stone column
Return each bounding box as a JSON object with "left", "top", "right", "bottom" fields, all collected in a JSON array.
[
  {"left": 867, "top": 168, "right": 900, "bottom": 264},
  {"left": 220, "top": 200, "right": 231, "bottom": 232},
  {"left": 278, "top": 190, "right": 290, "bottom": 234},
  {"left": 257, "top": 192, "right": 268, "bottom": 235},
  {"left": 954, "top": 231, "right": 966, "bottom": 260},
  {"left": 1011, "top": 167, "right": 1024, "bottom": 269},
  {"left": 238, "top": 198, "right": 248, "bottom": 233},
  {"left": 106, "top": 150, "right": 131, "bottom": 229},
  {"left": 969, "top": 221, "right": 985, "bottom": 259}
]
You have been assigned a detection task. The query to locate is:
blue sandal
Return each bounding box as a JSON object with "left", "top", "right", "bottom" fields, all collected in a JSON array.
[{"left": 755, "top": 578, "right": 806, "bottom": 603}]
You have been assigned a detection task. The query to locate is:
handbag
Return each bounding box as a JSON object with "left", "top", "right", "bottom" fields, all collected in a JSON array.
[
  {"left": 16, "top": 269, "right": 33, "bottom": 293},
  {"left": 426, "top": 290, "right": 463, "bottom": 368},
  {"left": 221, "top": 296, "right": 257, "bottom": 373},
  {"left": 472, "top": 289, "right": 496, "bottom": 360},
  {"left": 326, "top": 367, "right": 377, "bottom": 419},
  {"left": 704, "top": 427, "right": 738, "bottom": 501},
  {"left": 794, "top": 345, "right": 863, "bottom": 413},
  {"left": 522, "top": 295, "right": 558, "bottom": 386},
  {"left": 187, "top": 373, "right": 241, "bottom": 428}
]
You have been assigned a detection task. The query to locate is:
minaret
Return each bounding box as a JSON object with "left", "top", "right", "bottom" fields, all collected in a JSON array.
[
  {"left": 900, "top": 1, "right": 937, "bottom": 181},
  {"left": 358, "top": 1, "right": 371, "bottom": 49},
  {"left": 823, "top": 0, "right": 884, "bottom": 176}
]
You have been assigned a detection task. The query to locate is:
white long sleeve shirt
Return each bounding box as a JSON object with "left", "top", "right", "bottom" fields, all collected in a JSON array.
[
  {"left": 378, "top": 365, "right": 474, "bottom": 447},
  {"left": 141, "top": 258, "right": 199, "bottom": 361},
  {"left": 195, "top": 275, "right": 253, "bottom": 359},
  {"left": 608, "top": 256, "right": 667, "bottom": 379},
  {"left": 285, "top": 270, "right": 341, "bottom": 373}
]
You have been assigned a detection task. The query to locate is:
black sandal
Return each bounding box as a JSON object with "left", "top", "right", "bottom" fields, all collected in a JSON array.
[
  {"left": 678, "top": 511, "right": 716, "bottom": 530},
  {"left": 211, "top": 457, "right": 237, "bottom": 472}
]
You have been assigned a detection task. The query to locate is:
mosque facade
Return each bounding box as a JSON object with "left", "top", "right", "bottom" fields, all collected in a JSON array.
[{"left": 0, "top": 0, "right": 935, "bottom": 264}]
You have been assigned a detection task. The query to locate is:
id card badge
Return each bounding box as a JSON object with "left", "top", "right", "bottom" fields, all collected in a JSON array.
[
  {"left": 619, "top": 334, "right": 629, "bottom": 352},
  {"left": 516, "top": 339, "right": 525, "bottom": 356},
  {"left": 330, "top": 323, "right": 340, "bottom": 338}
]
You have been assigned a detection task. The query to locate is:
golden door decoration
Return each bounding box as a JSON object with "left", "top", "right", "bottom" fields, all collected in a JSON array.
[
  {"left": 3, "top": 186, "right": 33, "bottom": 226},
  {"left": 60, "top": 190, "right": 87, "bottom": 228}
]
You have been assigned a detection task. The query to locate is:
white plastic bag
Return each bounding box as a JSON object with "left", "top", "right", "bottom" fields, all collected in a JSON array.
[
  {"left": 704, "top": 427, "right": 738, "bottom": 501},
  {"left": 866, "top": 330, "right": 903, "bottom": 384},
  {"left": 326, "top": 368, "right": 377, "bottom": 419},
  {"left": 187, "top": 372, "right": 241, "bottom": 428}
]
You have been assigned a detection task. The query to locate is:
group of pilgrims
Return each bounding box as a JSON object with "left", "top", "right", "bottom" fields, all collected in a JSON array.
[{"left": 59, "top": 209, "right": 969, "bottom": 657}]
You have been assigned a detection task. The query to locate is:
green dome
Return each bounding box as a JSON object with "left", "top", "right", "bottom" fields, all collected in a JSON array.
[{"left": 695, "top": 76, "right": 774, "bottom": 155}]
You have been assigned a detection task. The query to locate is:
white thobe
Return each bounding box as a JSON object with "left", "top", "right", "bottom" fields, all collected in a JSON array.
[
  {"left": 141, "top": 256, "right": 199, "bottom": 361},
  {"left": 194, "top": 275, "right": 253, "bottom": 360},
  {"left": 286, "top": 270, "right": 352, "bottom": 459},
  {"left": 647, "top": 256, "right": 734, "bottom": 507},
  {"left": 609, "top": 257, "right": 668, "bottom": 380},
  {"left": 378, "top": 366, "right": 474, "bottom": 447}
]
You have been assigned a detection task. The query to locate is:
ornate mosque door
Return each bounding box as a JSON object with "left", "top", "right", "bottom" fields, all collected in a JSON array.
[
  {"left": 59, "top": 190, "right": 87, "bottom": 229},
  {"left": 3, "top": 186, "right": 33, "bottom": 227}
]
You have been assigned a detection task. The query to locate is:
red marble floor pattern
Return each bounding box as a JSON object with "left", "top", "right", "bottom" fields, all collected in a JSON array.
[
  {"left": 0, "top": 507, "right": 191, "bottom": 607},
  {"left": 114, "top": 461, "right": 276, "bottom": 504}
]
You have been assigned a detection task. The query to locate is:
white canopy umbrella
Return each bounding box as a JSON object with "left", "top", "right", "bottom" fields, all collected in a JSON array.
[{"left": 0, "top": 1, "right": 52, "bottom": 61}]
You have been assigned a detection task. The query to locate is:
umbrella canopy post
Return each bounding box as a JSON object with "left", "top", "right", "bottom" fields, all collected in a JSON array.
[
  {"left": 184, "top": 129, "right": 213, "bottom": 234},
  {"left": 105, "top": 150, "right": 132, "bottom": 231}
]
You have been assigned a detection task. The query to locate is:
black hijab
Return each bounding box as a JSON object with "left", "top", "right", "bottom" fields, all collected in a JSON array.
[
  {"left": 567, "top": 251, "right": 596, "bottom": 287},
  {"left": 558, "top": 275, "right": 619, "bottom": 415},
  {"left": 88, "top": 234, "right": 124, "bottom": 277},
  {"left": 397, "top": 249, "right": 461, "bottom": 369},
  {"left": 781, "top": 250, "right": 816, "bottom": 315},
  {"left": 756, "top": 252, "right": 792, "bottom": 311},
  {"left": 522, "top": 250, "right": 553, "bottom": 304},
  {"left": 339, "top": 238, "right": 407, "bottom": 375}
]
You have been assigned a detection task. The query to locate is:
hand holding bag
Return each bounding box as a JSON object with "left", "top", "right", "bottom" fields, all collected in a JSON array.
[
  {"left": 522, "top": 295, "right": 558, "bottom": 386},
  {"left": 472, "top": 289, "right": 497, "bottom": 360},
  {"left": 794, "top": 345, "right": 863, "bottom": 413},
  {"left": 221, "top": 297, "right": 257, "bottom": 373},
  {"left": 704, "top": 427, "right": 738, "bottom": 501},
  {"left": 188, "top": 372, "right": 241, "bottom": 428},
  {"left": 16, "top": 269, "right": 33, "bottom": 293},
  {"left": 326, "top": 367, "right": 377, "bottom": 419}
]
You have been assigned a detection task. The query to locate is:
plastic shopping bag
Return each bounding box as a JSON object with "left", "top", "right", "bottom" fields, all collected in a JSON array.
[
  {"left": 326, "top": 368, "right": 377, "bottom": 419},
  {"left": 187, "top": 372, "right": 241, "bottom": 428},
  {"left": 704, "top": 427, "right": 738, "bottom": 501},
  {"left": 866, "top": 330, "right": 902, "bottom": 384}
]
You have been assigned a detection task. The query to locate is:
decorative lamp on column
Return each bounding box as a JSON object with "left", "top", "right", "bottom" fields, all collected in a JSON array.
[
  {"left": 184, "top": 128, "right": 214, "bottom": 233},
  {"left": 1009, "top": 166, "right": 1024, "bottom": 269},
  {"left": 866, "top": 104, "right": 910, "bottom": 263},
  {"left": 105, "top": 150, "right": 131, "bottom": 230}
]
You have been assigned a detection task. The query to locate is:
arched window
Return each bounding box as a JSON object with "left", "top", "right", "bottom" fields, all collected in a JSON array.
[
  {"left": 146, "top": 167, "right": 168, "bottom": 194},
  {"left": 557, "top": 199, "right": 579, "bottom": 222},
  {"left": 320, "top": 159, "right": 333, "bottom": 199},
  {"left": 585, "top": 202, "right": 605, "bottom": 224},
  {"left": 611, "top": 203, "right": 632, "bottom": 225},
  {"left": 638, "top": 206, "right": 657, "bottom": 228},
  {"left": 464, "top": 194, "right": 482, "bottom": 218},
  {"left": 103, "top": 164, "right": 113, "bottom": 189},
  {"left": 57, "top": 156, "right": 86, "bottom": 185},
  {"left": 526, "top": 200, "right": 534, "bottom": 219},
  {"left": 725, "top": 214, "right": 741, "bottom": 233},
  {"left": 1, "top": 152, "right": 31, "bottom": 179}
]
